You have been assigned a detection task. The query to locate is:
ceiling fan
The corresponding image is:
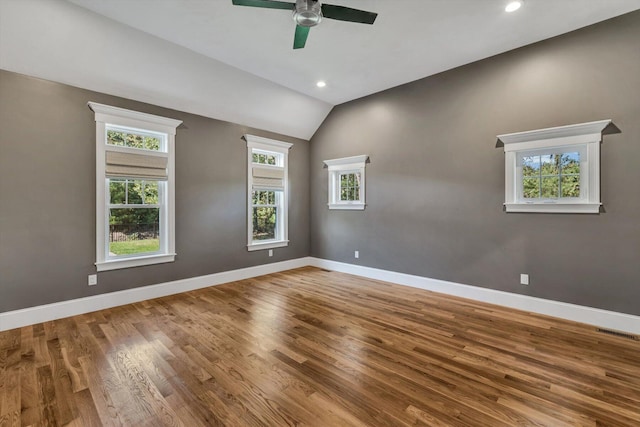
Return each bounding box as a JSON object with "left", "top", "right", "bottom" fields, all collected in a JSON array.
[{"left": 231, "top": 0, "right": 377, "bottom": 49}]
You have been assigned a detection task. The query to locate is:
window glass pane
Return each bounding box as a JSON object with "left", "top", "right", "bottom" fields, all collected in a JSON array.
[
  {"left": 522, "top": 156, "right": 540, "bottom": 177},
  {"left": 561, "top": 152, "right": 580, "bottom": 174},
  {"left": 109, "top": 179, "right": 126, "bottom": 204},
  {"left": 107, "top": 130, "right": 161, "bottom": 151},
  {"left": 541, "top": 176, "right": 559, "bottom": 198},
  {"left": 252, "top": 190, "right": 276, "bottom": 206},
  {"left": 109, "top": 207, "right": 160, "bottom": 255},
  {"left": 342, "top": 188, "right": 349, "bottom": 201},
  {"left": 110, "top": 179, "right": 158, "bottom": 205},
  {"left": 561, "top": 175, "right": 580, "bottom": 198},
  {"left": 353, "top": 186, "right": 360, "bottom": 201},
  {"left": 253, "top": 207, "right": 276, "bottom": 240},
  {"left": 523, "top": 177, "right": 540, "bottom": 199},
  {"left": 354, "top": 172, "right": 361, "bottom": 186},
  {"left": 340, "top": 174, "right": 348, "bottom": 186},
  {"left": 540, "top": 154, "right": 559, "bottom": 175},
  {"left": 127, "top": 180, "right": 143, "bottom": 204},
  {"left": 252, "top": 152, "right": 279, "bottom": 165},
  {"left": 143, "top": 181, "right": 159, "bottom": 204}
]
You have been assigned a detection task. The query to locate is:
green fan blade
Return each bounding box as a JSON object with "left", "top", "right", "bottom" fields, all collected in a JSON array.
[
  {"left": 293, "top": 25, "right": 310, "bottom": 49},
  {"left": 231, "top": 0, "right": 294, "bottom": 10},
  {"left": 321, "top": 4, "right": 377, "bottom": 24}
]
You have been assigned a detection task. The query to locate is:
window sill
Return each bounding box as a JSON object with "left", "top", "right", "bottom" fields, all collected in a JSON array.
[
  {"left": 247, "top": 240, "right": 289, "bottom": 252},
  {"left": 328, "top": 203, "right": 366, "bottom": 210},
  {"left": 96, "top": 253, "right": 176, "bottom": 271},
  {"left": 505, "top": 203, "right": 601, "bottom": 214}
]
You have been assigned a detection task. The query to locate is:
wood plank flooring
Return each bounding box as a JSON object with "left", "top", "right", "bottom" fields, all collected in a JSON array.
[{"left": 1, "top": 266, "right": 639, "bottom": 426}]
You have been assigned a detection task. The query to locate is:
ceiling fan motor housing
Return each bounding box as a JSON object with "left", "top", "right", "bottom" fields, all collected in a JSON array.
[{"left": 293, "top": 0, "right": 323, "bottom": 27}]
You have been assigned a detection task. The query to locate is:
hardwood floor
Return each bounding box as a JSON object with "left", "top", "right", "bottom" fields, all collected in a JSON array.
[{"left": 1, "top": 267, "right": 639, "bottom": 426}]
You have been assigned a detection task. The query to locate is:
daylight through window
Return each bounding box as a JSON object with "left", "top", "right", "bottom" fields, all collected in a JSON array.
[
  {"left": 339, "top": 173, "right": 361, "bottom": 201},
  {"left": 499, "top": 119, "right": 611, "bottom": 214},
  {"left": 90, "top": 102, "right": 181, "bottom": 271},
  {"left": 324, "top": 155, "right": 368, "bottom": 210},
  {"left": 520, "top": 151, "right": 582, "bottom": 200},
  {"left": 245, "top": 135, "right": 292, "bottom": 251}
]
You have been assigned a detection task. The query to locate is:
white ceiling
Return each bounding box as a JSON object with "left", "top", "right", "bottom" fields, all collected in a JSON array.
[
  {"left": 2, "top": 0, "right": 640, "bottom": 139},
  {"left": 65, "top": 0, "right": 640, "bottom": 105}
]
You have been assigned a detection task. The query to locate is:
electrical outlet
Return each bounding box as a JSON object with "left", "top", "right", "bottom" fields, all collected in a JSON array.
[
  {"left": 268, "top": 249, "right": 273, "bottom": 257},
  {"left": 520, "top": 273, "right": 529, "bottom": 285},
  {"left": 354, "top": 250, "right": 359, "bottom": 259},
  {"left": 88, "top": 274, "right": 98, "bottom": 286}
]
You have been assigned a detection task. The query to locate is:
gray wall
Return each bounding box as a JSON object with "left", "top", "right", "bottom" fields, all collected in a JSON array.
[
  {"left": 310, "top": 11, "right": 640, "bottom": 316},
  {"left": 2, "top": 11, "right": 639, "bottom": 317},
  {"left": 0, "top": 70, "right": 309, "bottom": 312}
]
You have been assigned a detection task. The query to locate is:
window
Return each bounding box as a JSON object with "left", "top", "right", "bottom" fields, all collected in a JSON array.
[
  {"left": 89, "top": 102, "right": 182, "bottom": 271},
  {"left": 499, "top": 119, "right": 611, "bottom": 213},
  {"left": 245, "top": 134, "right": 292, "bottom": 251},
  {"left": 324, "top": 155, "right": 368, "bottom": 210},
  {"left": 339, "top": 173, "right": 361, "bottom": 202},
  {"left": 519, "top": 149, "right": 582, "bottom": 200}
]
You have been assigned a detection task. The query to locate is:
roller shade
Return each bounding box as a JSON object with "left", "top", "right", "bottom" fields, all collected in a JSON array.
[
  {"left": 106, "top": 151, "right": 168, "bottom": 180},
  {"left": 252, "top": 166, "right": 284, "bottom": 190}
]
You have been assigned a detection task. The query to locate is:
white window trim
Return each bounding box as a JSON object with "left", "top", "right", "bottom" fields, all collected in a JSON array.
[
  {"left": 245, "top": 134, "right": 292, "bottom": 251},
  {"left": 498, "top": 119, "right": 611, "bottom": 214},
  {"left": 89, "top": 102, "right": 182, "bottom": 271},
  {"left": 324, "top": 155, "right": 368, "bottom": 210}
]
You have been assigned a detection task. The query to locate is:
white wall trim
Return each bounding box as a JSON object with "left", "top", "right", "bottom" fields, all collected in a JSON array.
[
  {"left": 3, "top": 256, "right": 638, "bottom": 335},
  {"left": 308, "top": 258, "right": 640, "bottom": 335},
  {"left": 0, "top": 257, "right": 312, "bottom": 332},
  {"left": 498, "top": 119, "right": 611, "bottom": 147},
  {"left": 323, "top": 155, "right": 369, "bottom": 167}
]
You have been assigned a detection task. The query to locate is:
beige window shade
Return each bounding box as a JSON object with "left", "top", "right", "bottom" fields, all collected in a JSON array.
[
  {"left": 252, "top": 166, "right": 284, "bottom": 190},
  {"left": 106, "top": 151, "right": 168, "bottom": 180}
]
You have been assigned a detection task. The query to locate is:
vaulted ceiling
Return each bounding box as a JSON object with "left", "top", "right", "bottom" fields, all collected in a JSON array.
[{"left": 2, "top": 0, "right": 639, "bottom": 139}]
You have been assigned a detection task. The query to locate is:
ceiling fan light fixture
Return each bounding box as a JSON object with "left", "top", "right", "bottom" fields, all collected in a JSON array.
[{"left": 293, "top": 0, "right": 323, "bottom": 27}]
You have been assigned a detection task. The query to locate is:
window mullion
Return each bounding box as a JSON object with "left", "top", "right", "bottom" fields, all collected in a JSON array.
[
  {"left": 558, "top": 157, "right": 562, "bottom": 198},
  {"left": 538, "top": 157, "right": 542, "bottom": 199},
  {"left": 109, "top": 204, "right": 161, "bottom": 209}
]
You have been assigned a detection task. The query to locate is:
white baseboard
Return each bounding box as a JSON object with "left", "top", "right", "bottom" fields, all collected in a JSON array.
[
  {"left": 0, "top": 257, "right": 312, "bottom": 332},
  {"left": 308, "top": 258, "right": 640, "bottom": 335},
  {"left": 3, "top": 256, "right": 638, "bottom": 335}
]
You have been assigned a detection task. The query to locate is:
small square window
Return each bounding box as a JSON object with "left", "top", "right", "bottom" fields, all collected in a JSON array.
[{"left": 324, "top": 155, "right": 368, "bottom": 210}]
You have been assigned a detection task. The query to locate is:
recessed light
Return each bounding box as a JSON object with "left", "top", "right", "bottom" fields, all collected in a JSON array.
[
  {"left": 505, "top": 1, "right": 522, "bottom": 12},
  {"left": 316, "top": 81, "right": 326, "bottom": 88}
]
